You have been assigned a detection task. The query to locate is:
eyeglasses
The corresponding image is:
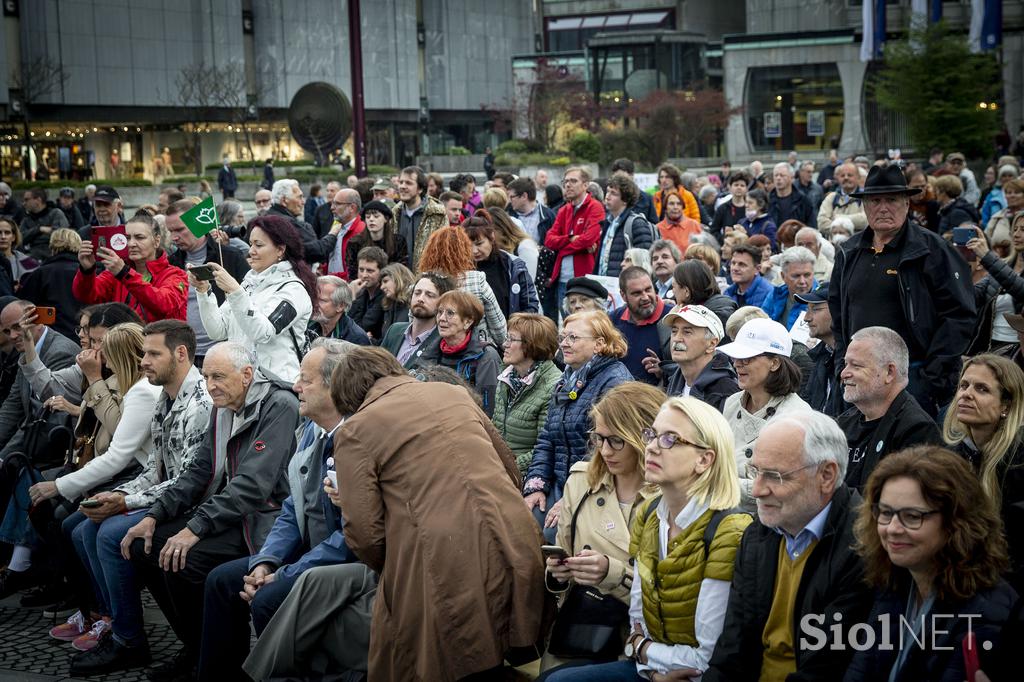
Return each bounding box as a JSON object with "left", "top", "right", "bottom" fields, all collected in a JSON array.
[
  {"left": 589, "top": 432, "right": 626, "bottom": 451},
  {"left": 871, "top": 504, "right": 938, "bottom": 530},
  {"left": 641, "top": 428, "right": 704, "bottom": 451},
  {"left": 562, "top": 178, "right": 582, "bottom": 186},
  {"left": 503, "top": 336, "right": 524, "bottom": 345},
  {"left": 745, "top": 462, "right": 818, "bottom": 485},
  {"left": 437, "top": 308, "right": 460, "bottom": 319},
  {"left": 557, "top": 333, "right": 594, "bottom": 345}
]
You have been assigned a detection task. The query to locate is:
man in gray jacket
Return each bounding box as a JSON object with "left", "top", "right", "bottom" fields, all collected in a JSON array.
[{"left": 113, "top": 342, "right": 296, "bottom": 678}]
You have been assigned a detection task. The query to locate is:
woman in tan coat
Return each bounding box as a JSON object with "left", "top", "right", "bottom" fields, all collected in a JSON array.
[{"left": 330, "top": 346, "right": 548, "bottom": 681}]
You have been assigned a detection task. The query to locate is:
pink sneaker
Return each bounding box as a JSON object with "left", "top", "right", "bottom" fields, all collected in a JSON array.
[
  {"left": 71, "top": 617, "right": 111, "bottom": 651},
  {"left": 49, "top": 610, "right": 90, "bottom": 641}
]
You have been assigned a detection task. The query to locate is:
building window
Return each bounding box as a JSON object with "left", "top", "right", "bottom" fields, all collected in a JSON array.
[
  {"left": 544, "top": 10, "right": 674, "bottom": 52},
  {"left": 745, "top": 64, "right": 844, "bottom": 152}
]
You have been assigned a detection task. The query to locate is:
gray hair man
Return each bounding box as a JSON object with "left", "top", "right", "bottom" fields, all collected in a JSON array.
[
  {"left": 796, "top": 161, "right": 824, "bottom": 211},
  {"left": 767, "top": 163, "right": 816, "bottom": 227},
  {"left": 836, "top": 326, "right": 941, "bottom": 492},
  {"left": 326, "top": 188, "right": 363, "bottom": 273},
  {"left": 794, "top": 226, "right": 833, "bottom": 282},
  {"left": 650, "top": 239, "right": 682, "bottom": 299},
  {"left": 313, "top": 275, "right": 371, "bottom": 346},
  {"left": 267, "top": 179, "right": 345, "bottom": 267},
  {"left": 704, "top": 412, "right": 872, "bottom": 682},
  {"left": 311, "top": 180, "right": 345, "bottom": 238},
  {"left": 660, "top": 303, "right": 738, "bottom": 411},
  {"left": 763, "top": 246, "right": 816, "bottom": 330},
  {"left": 817, "top": 162, "right": 867, "bottom": 235}
]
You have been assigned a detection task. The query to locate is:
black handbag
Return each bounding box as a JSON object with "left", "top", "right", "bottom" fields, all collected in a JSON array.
[
  {"left": 535, "top": 246, "right": 558, "bottom": 291},
  {"left": 545, "top": 489, "right": 629, "bottom": 660},
  {"left": 21, "top": 405, "right": 74, "bottom": 471}
]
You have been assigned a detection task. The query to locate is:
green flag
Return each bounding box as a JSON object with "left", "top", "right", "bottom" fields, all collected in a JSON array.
[{"left": 180, "top": 195, "right": 220, "bottom": 238}]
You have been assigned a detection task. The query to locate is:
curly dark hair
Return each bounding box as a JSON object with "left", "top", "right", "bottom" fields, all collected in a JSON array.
[
  {"left": 245, "top": 214, "right": 318, "bottom": 308},
  {"left": 854, "top": 446, "right": 1009, "bottom": 602},
  {"left": 606, "top": 172, "right": 639, "bottom": 207}
]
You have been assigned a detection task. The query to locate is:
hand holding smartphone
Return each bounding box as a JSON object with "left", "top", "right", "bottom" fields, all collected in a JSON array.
[
  {"left": 541, "top": 545, "right": 569, "bottom": 562},
  {"left": 34, "top": 306, "right": 56, "bottom": 325},
  {"left": 79, "top": 499, "right": 103, "bottom": 509}
]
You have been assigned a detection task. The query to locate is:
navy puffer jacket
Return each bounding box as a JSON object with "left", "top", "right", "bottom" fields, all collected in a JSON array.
[{"left": 522, "top": 354, "right": 632, "bottom": 499}]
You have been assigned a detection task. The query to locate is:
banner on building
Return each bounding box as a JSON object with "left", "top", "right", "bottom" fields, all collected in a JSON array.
[
  {"left": 806, "top": 111, "right": 825, "bottom": 137},
  {"left": 764, "top": 112, "right": 782, "bottom": 139}
]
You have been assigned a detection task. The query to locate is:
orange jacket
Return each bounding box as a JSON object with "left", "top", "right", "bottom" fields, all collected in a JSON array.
[
  {"left": 656, "top": 217, "right": 704, "bottom": 256},
  {"left": 653, "top": 186, "right": 701, "bottom": 224}
]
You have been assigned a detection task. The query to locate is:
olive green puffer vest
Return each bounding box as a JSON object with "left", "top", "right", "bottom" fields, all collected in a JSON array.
[{"left": 628, "top": 497, "right": 752, "bottom": 645}]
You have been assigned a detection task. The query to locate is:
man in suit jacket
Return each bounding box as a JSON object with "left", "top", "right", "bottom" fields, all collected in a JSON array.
[{"left": 0, "top": 299, "right": 79, "bottom": 460}]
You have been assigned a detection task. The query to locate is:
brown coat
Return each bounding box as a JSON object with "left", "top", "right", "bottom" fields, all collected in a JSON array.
[{"left": 334, "top": 375, "right": 547, "bottom": 681}]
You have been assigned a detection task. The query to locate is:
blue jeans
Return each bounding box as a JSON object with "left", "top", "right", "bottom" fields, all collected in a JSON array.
[
  {"left": 546, "top": 659, "right": 644, "bottom": 682},
  {"left": 531, "top": 488, "right": 560, "bottom": 544},
  {"left": 74, "top": 508, "right": 150, "bottom": 646},
  {"left": 65, "top": 511, "right": 107, "bottom": 614}
]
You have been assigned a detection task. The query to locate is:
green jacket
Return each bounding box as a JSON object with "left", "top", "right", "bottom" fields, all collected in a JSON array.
[{"left": 492, "top": 361, "right": 561, "bottom": 475}]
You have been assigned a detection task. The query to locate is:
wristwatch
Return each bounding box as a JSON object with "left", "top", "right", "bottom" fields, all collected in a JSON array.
[{"left": 624, "top": 634, "right": 650, "bottom": 660}]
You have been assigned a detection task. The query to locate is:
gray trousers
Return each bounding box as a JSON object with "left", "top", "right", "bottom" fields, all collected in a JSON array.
[{"left": 242, "top": 562, "right": 378, "bottom": 681}]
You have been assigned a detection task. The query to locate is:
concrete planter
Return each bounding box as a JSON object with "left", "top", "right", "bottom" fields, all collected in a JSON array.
[{"left": 415, "top": 155, "right": 486, "bottom": 174}]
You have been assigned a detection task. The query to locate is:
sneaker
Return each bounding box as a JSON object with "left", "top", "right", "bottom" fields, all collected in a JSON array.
[
  {"left": 0, "top": 566, "right": 38, "bottom": 599},
  {"left": 69, "top": 633, "right": 151, "bottom": 677},
  {"left": 50, "top": 610, "right": 91, "bottom": 642},
  {"left": 72, "top": 617, "right": 112, "bottom": 651}
]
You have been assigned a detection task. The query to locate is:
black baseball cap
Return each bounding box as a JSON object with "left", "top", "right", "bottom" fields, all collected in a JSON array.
[
  {"left": 59, "top": 187, "right": 75, "bottom": 198},
  {"left": 564, "top": 276, "right": 608, "bottom": 300},
  {"left": 795, "top": 282, "right": 829, "bottom": 304},
  {"left": 93, "top": 185, "right": 120, "bottom": 202}
]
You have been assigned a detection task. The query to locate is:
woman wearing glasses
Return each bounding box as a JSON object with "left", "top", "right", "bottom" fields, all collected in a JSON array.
[
  {"left": 523, "top": 311, "right": 632, "bottom": 542},
  {"left": 717, "top": 318, "right": 811, "bottom": 511},
  {"left": 547, "top": 396, "right": 751, "bottom": 682},
  {"left": 538, "top": 382, "right": 663, "bottom": 677},
  {"left": 844, "top": 447, "right": 1018, "bottom": 682},
  {"left": 942, "top": 354, "right": 1024, "bottom": 591},
  {"left": 493, "top": 313, "right": 562, "bottom": 476},
  {"left": 433, "top": 290, "right": 501, "bottom": 417}
]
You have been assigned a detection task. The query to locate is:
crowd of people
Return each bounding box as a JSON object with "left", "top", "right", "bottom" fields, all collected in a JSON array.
[{"left": 0, "top": 148, "right": 1022, "bottom": 682}]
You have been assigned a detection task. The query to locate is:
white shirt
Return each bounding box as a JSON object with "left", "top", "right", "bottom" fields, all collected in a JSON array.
[{"left": 628, "top": 496, "right": 732, "bottom": 676}]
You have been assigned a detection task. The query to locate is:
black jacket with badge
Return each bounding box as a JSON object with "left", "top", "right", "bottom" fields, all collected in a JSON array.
[
  {"left": 837, "top": 389, "right": 942, "bottom": 492},
  {"left": 145, "top": 371, "right": 299, "bottom": 552},
  {"left": 664, "top": 351, "right": 739, "bottom": 412},
  {"left": 828, "top": 220, "right": 976, "bottom": 404},
  {"left": 704, "top": 484, "right": 872, "bottom": 682},
  {"left": 799, "top": 342, "right": 842, "bottom": 417}
]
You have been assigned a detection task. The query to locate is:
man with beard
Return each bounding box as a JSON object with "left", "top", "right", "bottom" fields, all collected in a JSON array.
[
  {"left": 309, "top": 275, "right": 370, "bottom": 345},
  {"left": 658, "top": 303, "right": 738, "bottom": 411},
  {"left": 613, "top": 266, "right": 672, "bottom": 384},
  {"left": 836, "top": 326, "right": 940, "bottom": 493},
  {"left": 380, "top": 272, "right": 455, "bottom": 369},
  {"left": 650, "top": 239, "right": 681, "bottom": 299},
  {"left": 392, "top": 166, "right": 447, "bottom": 269}
]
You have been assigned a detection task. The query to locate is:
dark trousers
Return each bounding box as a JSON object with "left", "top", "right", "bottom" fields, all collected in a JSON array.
[
  {"left": 198, "top": 556, "right": 296, "bottom": 682},
  {"left": 129, "top": 517, "right": 248, "bottom": 662}
]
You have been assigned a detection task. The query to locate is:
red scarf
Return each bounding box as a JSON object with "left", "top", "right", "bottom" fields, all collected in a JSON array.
[{"left": 440, "top": 333, "right": 472, "bottom": 355}]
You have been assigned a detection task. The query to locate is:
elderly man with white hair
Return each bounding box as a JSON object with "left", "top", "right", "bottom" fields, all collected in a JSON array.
[
  {"left": 761, "top": 246, "right": 817, "bottom": 330},
  {"left": 794, "top": 226, "right": 834, "bottom": 282},
  {"left": 767, "top": 163, "right": 816, "bottom": 228},
  {"left": 836, "top": 326, "right": 941, "bottom": 493},
  {"left": 703, "top": 412, "right": 872, "bottom": 682},
  {"left": 266, "top": 178, "right": 345, "bottom": 266}
]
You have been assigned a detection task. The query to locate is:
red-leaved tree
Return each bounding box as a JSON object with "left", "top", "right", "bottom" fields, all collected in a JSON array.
[{"left": 626, "top": 86, "right": 743, "bottom": 159}]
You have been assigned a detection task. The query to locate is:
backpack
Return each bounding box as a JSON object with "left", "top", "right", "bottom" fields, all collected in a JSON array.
[{"left": 621, "top": 212, "right": 652, "bottom": 251}]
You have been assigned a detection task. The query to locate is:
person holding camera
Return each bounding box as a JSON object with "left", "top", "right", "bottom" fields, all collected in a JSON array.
[
  {"left": 164, "top": 200, "right": 250, "bottom": 365},
  {"left": 966, "top": 212, "right": 1024, "bottom": 354}
]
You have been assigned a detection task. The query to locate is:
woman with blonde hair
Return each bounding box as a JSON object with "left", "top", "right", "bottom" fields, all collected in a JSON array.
[
  {"left": 540, "top": 382, "right": 664, "bottom": 675},
  {"left": 378, "top": 262, "right": 414, "bottom": 339},
  {"left": 942, "top": 353, "right": 1024, "bottom": 589},
  {"left": 523, "top": 311, "right": 632, "bottom": 541},
  {"left": 547, "top": 396, "right": 751, "bottom": 682}
]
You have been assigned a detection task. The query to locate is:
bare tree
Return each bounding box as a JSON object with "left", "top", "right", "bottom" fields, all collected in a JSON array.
[{"left": 10, "top": 57, "right": 69, "bottom": 180}]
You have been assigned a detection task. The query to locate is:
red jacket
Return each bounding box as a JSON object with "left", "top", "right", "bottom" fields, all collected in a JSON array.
[
  {"left": 543, "top": 194, "right": 604, "bottom": 284},
  {"left": 72, "top": 251, "right": 188, "bottom": 322}
]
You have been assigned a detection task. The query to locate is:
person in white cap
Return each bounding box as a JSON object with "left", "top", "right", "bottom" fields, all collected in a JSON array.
[
  {"left": 649, "top": 304, "right": 738, "bottom": 412},
  {"left": 717, "top": 318, "right": 812, "bottom": 511}
]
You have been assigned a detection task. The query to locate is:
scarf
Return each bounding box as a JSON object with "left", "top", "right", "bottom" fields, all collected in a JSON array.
[
  {"left": 506, "top": 362, "right": 539, "bottom": 400},
  {"left": 440, "top": 332, "right": 472, "bottom": 355}
]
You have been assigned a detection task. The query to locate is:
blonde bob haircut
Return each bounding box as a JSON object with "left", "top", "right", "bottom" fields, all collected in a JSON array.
[
  {"left": 561, "top": 310, "right": 628, "bottom": 359},
  {"left": 587, "top": 382, "right": 665, "bottom": 490},
  {"left": 101, "top": 322, "right": 145, "bottom": 396},
  {"left": 660, "top": 396, "right": 741, "bottom": 510}
]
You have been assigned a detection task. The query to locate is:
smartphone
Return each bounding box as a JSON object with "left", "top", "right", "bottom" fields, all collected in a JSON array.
[
  {"left": 541, "top": 545, "right": 569, "bottom": 561},
  {"left": 188, "top": 264, "right": 217, "bottom": 281},
  {"left": 34, "top": 306, "right": 56, "bottom": 326},
  {"left": 79, "top": 499, "right": 102, "bottom": 508},
  {"left": 325, "top": 470, "right": 338, "bottom": 489},
  {"left": 962, "top": 632, "right": 980, "bottom": 682},
  {"left": 91, "top": 225, "right": 130, "bottom": 261},
  {"left": 952, "top": 226, "right": 975, "bottom": 246}
]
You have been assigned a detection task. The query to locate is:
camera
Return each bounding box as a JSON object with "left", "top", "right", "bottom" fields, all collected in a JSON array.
[{"left": 221, "top": 224, "right": 247, "bottom": 239}]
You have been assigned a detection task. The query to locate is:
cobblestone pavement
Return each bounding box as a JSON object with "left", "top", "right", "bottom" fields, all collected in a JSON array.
[{"left": 0, "top": 590, "right": 181, "bottom": 682}]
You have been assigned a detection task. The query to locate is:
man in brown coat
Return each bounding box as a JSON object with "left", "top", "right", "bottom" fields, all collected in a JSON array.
[{"left": 330, "top": 347, "right": 547, "bottom": 681}]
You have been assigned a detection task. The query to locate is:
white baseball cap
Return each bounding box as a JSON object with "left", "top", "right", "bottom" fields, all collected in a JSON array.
[
  {"left": 717, "top": 318, "right": 792, "bottom": 359},
  {"left": 662, "top": 304, "right": 725, "bottom": 341}
]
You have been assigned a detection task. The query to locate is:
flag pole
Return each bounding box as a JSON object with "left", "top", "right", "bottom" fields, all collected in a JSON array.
[{"left": 218, "top": 237, "right": 224, "bottom": 266}]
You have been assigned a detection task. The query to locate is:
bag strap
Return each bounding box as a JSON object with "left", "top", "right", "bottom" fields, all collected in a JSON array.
[
  {"left": 640, "top": 493, "right": 663, "bottom": 526},
  {"left": 568, "top": 488, "right": 593, "bottom": 555},
  {"left": 623, "top": 213, "right": 638, "bottom": 251},
  {"left": 703, "top": 507, "right": 748, "bottom": 559}
]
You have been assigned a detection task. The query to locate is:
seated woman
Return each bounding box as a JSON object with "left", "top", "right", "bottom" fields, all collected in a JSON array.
[
  {"left": 539, "top": 382, "right": 664, "bottom": 677},
  {"left": 717, "top": 318, "right": 811, "bottom": 511},
  {"left": 433, "top": 290, "right": 501, "bottom": 416},
  {"left": 942, "top": 354, "right": 1024, "bottom": 591},
  {"left": 26, "top": 323, "right": 159, "bottom": 650},
  {"left": 463, "top": 210, "right": 539, "bottom": 319},
  {"left": 378, "top": 262, "right": 413, "bottom": 340},
  {"left": 547, "top": 396, "right": 752, "bottom": 682},
  {"left": 844, "top": 447, "right": 1019, "bottom": 681},
  {"left": 345, "top": 200, "right": 409, "bottom": 279},
  {"left": 72, "top": 210, "right": 188, "bottom": 323},
  {"left": 493, "top": 313, "right": 562, "bottom": 476},
  {"left": 193, "top": 215, "right": 315, "bottom": 383},
  {"left": 523, "top": 311, "right": 632, "bottom": 542},
  {"left": 418, "top": 226, "right": 507, "bottom": 346}
]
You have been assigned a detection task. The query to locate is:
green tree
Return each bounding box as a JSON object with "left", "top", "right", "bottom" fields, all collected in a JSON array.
[
  {"left": 568, "top": 131, "right": 601, "bottom": 162},
  {"left": 871, "top": 20, "right": 1001, "bottom": 158}
]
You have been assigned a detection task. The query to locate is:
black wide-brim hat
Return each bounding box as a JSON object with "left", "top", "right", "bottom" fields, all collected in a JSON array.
[{"left": 849, "top": 164, "right": 922, "bottom": 199}]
